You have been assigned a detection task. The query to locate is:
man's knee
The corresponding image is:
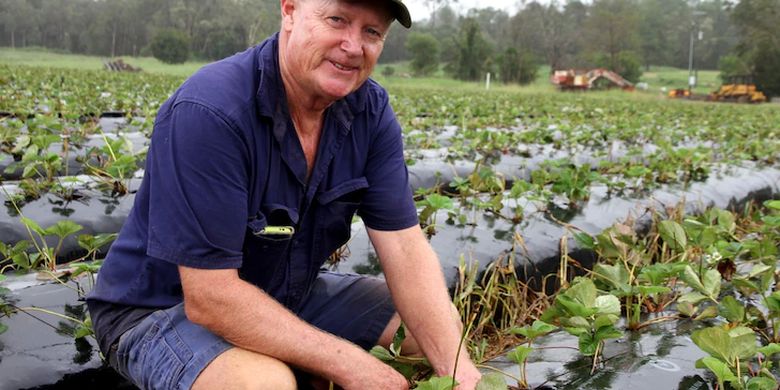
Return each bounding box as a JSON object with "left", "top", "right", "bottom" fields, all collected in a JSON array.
[{"left": 193, "top": 347, "right": 296, "bottom": 390}]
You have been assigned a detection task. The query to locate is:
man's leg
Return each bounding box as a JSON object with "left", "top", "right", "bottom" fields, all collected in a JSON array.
[
  {"left": 192, "top": 347, "right": 296, "bottom": 390},
  {"left": 114, "top": 303, "right": 296, "bottom": 390}
]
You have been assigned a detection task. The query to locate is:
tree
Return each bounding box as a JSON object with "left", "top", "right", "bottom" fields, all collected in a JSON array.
[
  {"left": 406, "top": 32, "right": 440, "bottom": 76},
  {"left": 453, "top": 18, "right": 492, "bottom": 81},
  {"left": 203, "top": 26, "right": 247, "bottom": 60},
  {"left": 731, "top": 0, "right": 780, "bottom": 97},
  {"left": 584, "top": 0, "right": 641, "bottom": 71},
  {"left": 638, "top": 0, "right": 690, "bottom": 69},
  {"left": 150, "top": 29, "right": 190, "bottom": 64},
  {"left": 499, "top": 47, "right": 538, "bottom": 85}
]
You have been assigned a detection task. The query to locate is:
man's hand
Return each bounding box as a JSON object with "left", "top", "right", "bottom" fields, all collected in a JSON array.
[
  {"left": 341, "top": 359, "right": 409, "bottom": 390},
  {"left": 369, "top": 226, "right": 482, "bottom": 390},
  {"left": 453, "top": 361, "right": 482, "bottom": 390}
]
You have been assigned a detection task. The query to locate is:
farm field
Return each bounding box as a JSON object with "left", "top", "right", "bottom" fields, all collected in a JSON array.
[{"left": 0, "top": 60, "right": 779, "bottom": 389}]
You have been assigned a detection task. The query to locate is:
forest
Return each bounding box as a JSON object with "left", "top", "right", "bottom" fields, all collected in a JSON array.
[{"left": 0, "top": 0, "right": 778, "bottom": 93}]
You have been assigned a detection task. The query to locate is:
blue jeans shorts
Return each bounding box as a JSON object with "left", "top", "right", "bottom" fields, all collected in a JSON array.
[{"left": 113, "top": 271, "right": 396, "bottom": 390}]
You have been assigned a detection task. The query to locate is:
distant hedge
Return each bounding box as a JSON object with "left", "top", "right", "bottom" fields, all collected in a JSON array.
[{"left": 150, "top": 30, "right": 190, "bottom": 64}]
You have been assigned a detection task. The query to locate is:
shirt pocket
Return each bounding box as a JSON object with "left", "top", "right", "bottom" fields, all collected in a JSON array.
[
  {"left": 240, "top": 204, "right": 299, "bottom": 292},
  {"left": 314, "top": 177, "right": 369, "bottom": 264}
]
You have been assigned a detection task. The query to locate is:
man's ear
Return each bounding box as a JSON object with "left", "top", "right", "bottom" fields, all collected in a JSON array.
[{"left": 280, "top": 0, "right": 296, "bottom": 32}]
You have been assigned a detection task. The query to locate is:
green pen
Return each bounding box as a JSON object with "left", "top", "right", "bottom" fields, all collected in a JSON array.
[{"left": 258, "top": 225, "right": 295, "bottom": 236}]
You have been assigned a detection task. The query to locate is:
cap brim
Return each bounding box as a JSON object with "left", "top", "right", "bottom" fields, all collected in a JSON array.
[{"left": 388, "top": 0, "right": 412, "bottom": 28}]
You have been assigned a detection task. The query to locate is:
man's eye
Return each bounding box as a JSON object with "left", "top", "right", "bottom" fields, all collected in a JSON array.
[
  {"left": 366, "top": 28, "right": 382, "bottom": 38},
  {"left": 327, "top": 16, "right": 345, "bottom": 24}
]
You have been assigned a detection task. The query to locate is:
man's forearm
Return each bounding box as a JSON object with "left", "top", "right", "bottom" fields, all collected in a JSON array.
[
  {"left": 371, "top": 228, "right": 473, "bottom": 376},
  {"left": 179, "top": 267, "right": 389, "bottom": 387}
]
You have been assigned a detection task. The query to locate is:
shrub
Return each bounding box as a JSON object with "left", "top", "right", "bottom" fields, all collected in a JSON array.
[
  {"left": 203, "top": 27, "right": 247, "bottom": 61},
  {"left": 381, "top": 66, "right": 395, "bottom": 77},
  {"left": 150, "top": 29, "right": 190, "bottom": 64},
  {"left": 405, "top": 32, "right": 440, "bottom": 77}
]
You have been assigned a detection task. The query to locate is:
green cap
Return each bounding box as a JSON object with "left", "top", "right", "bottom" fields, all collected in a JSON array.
[{"left": 388, "top": 0, "right": 412, "bottom": 28}]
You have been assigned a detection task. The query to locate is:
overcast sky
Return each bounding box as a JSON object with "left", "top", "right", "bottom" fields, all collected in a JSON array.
[{"left": 405, "top": 0, "right": 522, "bottom": 21}]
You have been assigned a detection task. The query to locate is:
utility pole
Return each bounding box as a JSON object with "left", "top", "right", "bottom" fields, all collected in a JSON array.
[{"left": 687, "top": 10, "right": 706, "bottom": 93}]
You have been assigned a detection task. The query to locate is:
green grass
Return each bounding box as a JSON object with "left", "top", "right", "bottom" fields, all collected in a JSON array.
[
  {"left": 640, "top": 65, "right": 721, "bottom": 95},
  {"left": 0, "top": 47, "right": 208, "bottom": 77},
  {"left": 1, "top": 47, "right": 725, "bottom": 98}
]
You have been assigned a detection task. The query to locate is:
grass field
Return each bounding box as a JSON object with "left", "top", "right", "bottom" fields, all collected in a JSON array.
[{"left": 0, "top": 47, "right": 722, "bottom": 97}]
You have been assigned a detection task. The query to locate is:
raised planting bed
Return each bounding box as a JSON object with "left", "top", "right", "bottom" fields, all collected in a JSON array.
[{"left": 2, "top": 64, "right": 779, "bottom": 389}]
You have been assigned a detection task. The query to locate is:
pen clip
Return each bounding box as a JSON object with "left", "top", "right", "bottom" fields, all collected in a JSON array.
[{"left": 256, "top": 225, "right": 295, "bottom": 236}]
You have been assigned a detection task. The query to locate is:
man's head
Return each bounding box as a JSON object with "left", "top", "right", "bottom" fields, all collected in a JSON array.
[{"left": 278, "top": 0, "right": 411, "bottom": 107}]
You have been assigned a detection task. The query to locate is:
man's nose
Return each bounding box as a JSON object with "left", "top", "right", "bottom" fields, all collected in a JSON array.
[{"left": 340, "top": 28, "right": 364, "bottom": 56}]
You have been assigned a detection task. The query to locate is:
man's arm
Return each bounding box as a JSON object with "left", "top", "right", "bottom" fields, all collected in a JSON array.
[
  {"left": 178, "top": 266, "right": 408, "bottom": 389},
  {"left": 368, "top": 225, "right": 482, "bottom": 390}
]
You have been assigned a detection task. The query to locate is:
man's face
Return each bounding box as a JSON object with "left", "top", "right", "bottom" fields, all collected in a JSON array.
[{"left": 281, "top": 0, "right": 392, "bottom": 102}]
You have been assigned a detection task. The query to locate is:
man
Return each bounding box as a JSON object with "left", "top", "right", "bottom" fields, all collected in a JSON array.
[{"left": 87, "top": 0, "right": 482, "bottom": 389}]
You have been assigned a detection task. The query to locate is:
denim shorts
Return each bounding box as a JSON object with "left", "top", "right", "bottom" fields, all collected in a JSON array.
[{"left": 112, "top": 271, "right": 396, "bottom": 390}]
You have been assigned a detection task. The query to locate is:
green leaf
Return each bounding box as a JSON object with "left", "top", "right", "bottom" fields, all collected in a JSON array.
[
  {"left": 677, "top": 291, "right": 707, "bottom": 305},
  {"left": 511, "top": 320, "right": 556, "bottom": 340},
  {"left": 574, "top": 232, "right": 595, "bottom": 249},
  {"left": 561, "top": 316, "right": 590, "bottom": 330},
  {"left": 758, "top": 343, "right": 780, "bottom": 357},
  {"left": 719, "top": 296, "right": 745, "bottom": 323},
  {"left": 594, "top": 314, "right": 618, "bottom": 330},
  {"left": 0, "top": 323, "right": 7, "bottom": 335},
  {"left": 555, "top": 294, "right": 597, "bottom": 318},
  {"left": 696, "top": 357, "right": 737, "bottom": 387},
  {"left": 677, "top": 302, "right": 697, "bottom": 317},
  {"left": 716, "top": 209, "right": 736, "bottom": 235},
  {"left": 507, "top": 345, "right": 533, "bottom": 365},
  {"left": 733, "top": 278, "right": 760, "bottom": 295},
  {"left": 766, "top": 200, "right": 780, "bottom": 210},
  {"left": 692, "top": 327, "right": 732, "bottom": 362},
  {"left": 593, "top": 263, "right": 629, "bottom": 290},
  {"left": 391, "top": 323, "right": 406, "bottom": 355},
  {"left": 659, "top": 220, "right": 687, "bottom": 251},
  {"left": 370, "top": 346, "right": 394, "bottom": 362},
  {"left": 414, "top": 376, "right": 457, "bottom": 390},
  {"left": 563, "top": 326, "right": 589, "bottom": 337},
  {"left": 746, "top": 377, "right": 777, "bottom": 390},
  {"left": 563, "top": 277, "right": 597, "bottom": 308},
  {"left": 578, "top": 333, "right": 598, "bottom": 356},
  {"left": 424, "top": 194, "right": 454, "bottom": 211},
  {"left": 694, "top": 305, "right": 719, "bottom": 321},
  {"left": 476, "top": 372, "right": 508, "bottom": 390},
  {"left": 702, "top": 269, "right": 722, "bottom": 297},
  {"left": 20, "top": 217, "right": 46, "bottom": 236},
  {"left": 766, "top": 291, "right": 780, "bottom": 313},
  {"left": 748, "top": 264, "right": 773, "bottom": 279},
  {"left": 635, "top": 286, "right": 671, "bottom": 296},
  {"left": 681, "top": 266, "right": 706, "bottom": 293},
  {"left": 697, "top": 227, "right": 718, "bottom": 248},
  {"left": 728, "top": 326, "right": 757, "bottom": 360},
  {"left": 594, "top": 295, "right": 621, "bottom": 316},
  {"left": 594, "top": 325, "right": 623, "bottom": 342},
  {"left": 44, "top": 220, "right": 83, "bottom": 239}
]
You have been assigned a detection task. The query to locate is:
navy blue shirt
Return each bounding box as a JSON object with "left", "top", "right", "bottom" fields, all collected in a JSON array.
[{"left": 88, "top": 34, "right": 418, "bottom": 315}]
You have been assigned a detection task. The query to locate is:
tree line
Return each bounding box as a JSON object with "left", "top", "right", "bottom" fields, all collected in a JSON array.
[{"left": 0, "top": 0, "right": 778, "bottom": 95}]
